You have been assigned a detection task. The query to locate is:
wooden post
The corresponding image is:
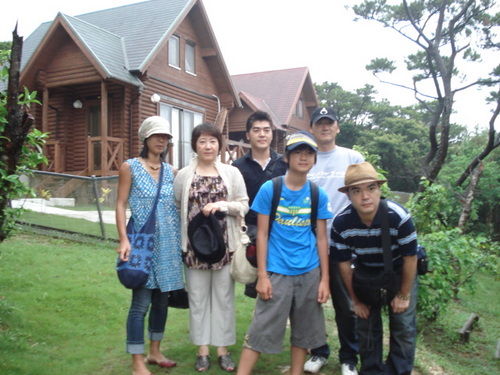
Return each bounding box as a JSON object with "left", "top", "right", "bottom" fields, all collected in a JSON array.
[
  {"left": 100, "top": 81, "right": 108, "bottom": 176},
  {"left": 459, "top": 313, "right": 479, "bottom": 343}
]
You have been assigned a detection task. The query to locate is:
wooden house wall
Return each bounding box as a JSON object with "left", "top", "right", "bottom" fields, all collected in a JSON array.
[
  {"left": 288, "top": 116, "right": 310, "bottom": 132},
  {"left": 44, "top": 38, "right": 101, "bottom": 87},
  {"left": 145, "top": 15, "right": 222, "bottom": 122}
]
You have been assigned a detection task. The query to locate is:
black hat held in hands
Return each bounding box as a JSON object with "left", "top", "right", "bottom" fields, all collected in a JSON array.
[{"left": 188, "top": 211, "right": 226, "bottom": 264}]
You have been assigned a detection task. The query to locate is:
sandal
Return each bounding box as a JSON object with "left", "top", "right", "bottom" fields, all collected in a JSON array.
[
  {"left": 218, "top": 353, "right": 236, "bottom": 372},
  {"left": 146, "top": 356, "right": 177, "bottom": 368},
  {"left": 195, "top": 355, "right": 211, "bottom": 372}
]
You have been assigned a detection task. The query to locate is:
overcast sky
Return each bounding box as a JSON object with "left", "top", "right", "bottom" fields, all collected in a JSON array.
[{"left": 1, "top": 0, "right": 498, "bottom": 130}]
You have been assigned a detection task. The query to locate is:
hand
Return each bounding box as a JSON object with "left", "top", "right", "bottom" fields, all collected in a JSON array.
[
  {"left": 391, "top": 295, "right": 410, "bottom": 314},
  {"left": 202, "top": 202, "right": 220, "bottom": 217},
  {"left": 317, "top": 279, "right": 330, "bottom": 304},
  {"left": 116, "top": 240, "right": 131, "bottom": 262},
  {"left": 256, "top": 275, "right": 272, "bottom": 300},
  {"left": 353, "top": 300, "right": 371, "bottom": 319}
]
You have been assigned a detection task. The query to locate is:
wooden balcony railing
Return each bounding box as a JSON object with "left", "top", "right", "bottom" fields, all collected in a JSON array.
[
  {"left": 221, "top": 139, "right": 250, "bottom": 164},
  {"left": 44, "top": 140, "right": 65, "bottom": 173},
  {"left": 88, "top": 136, "right": 124, "bottom": 176}
]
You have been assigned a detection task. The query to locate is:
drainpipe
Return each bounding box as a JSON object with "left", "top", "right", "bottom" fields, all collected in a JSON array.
[{"left": 212, "top": 94, "right": 221, "bottom": 113}]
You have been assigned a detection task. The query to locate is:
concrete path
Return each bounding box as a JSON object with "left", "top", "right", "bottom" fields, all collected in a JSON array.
[{"left": 11, "top": 199, "right": 128, "bottom": 224}]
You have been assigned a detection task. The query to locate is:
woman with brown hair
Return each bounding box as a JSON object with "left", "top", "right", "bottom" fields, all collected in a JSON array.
[{"left": 174, "top": 123, "right": 248, "bottom": 372}]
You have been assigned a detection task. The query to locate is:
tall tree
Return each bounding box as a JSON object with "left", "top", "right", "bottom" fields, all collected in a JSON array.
[
  {"left": 352, "top": 0, "right": 500, "bottom": 191},
  {"left": 0, "top": 29, "right": 47, "bottom": 243}
]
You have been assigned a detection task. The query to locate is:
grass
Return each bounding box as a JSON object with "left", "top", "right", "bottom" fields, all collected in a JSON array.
[
  {"left": 414, "top": 272, "right": 500, "bottom": 375},
  {"left": 0, "top": 232, "right": 498, "bottom": 375},
  {"left": 18, "top": 211, "right": 118, "bottom": 240}
]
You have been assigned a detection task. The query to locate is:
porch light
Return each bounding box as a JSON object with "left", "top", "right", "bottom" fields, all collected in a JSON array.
[
  {"left": 151, "top": 93, "right": 161, "bottom": 103},
  {"left": 73, "top": 100, "right": 83, "bottom": 109}
]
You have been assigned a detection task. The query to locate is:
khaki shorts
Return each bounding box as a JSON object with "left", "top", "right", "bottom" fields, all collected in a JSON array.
[{"left": 243, "top": 267, "right": 327, "bottom": 354}]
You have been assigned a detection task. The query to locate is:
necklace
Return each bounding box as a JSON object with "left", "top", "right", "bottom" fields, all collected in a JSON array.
[{"left": 144, "top": 159, "right": 160, "bottom": 170}]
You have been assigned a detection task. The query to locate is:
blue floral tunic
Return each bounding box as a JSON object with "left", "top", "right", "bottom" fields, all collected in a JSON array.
[{"left": 127, "top": 158, "right": 183, "bottom": 292}]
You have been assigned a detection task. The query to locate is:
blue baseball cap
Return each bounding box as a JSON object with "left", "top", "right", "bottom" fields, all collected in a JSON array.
[{"left": 285, "top": 131, "right": 318, "bottom": 152}]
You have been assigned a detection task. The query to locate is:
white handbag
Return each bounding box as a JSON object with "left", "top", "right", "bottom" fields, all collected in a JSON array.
[{"left": 230, "top": 209, "right": 258, "bottom": 284}]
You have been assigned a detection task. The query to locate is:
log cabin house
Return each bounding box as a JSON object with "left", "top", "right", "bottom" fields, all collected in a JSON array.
[
  {"left": 18, "top": 0, "right": 240, "bottom": 175},
  {"left": 15, "top": 0, "right": 319, "bottom": 176}
]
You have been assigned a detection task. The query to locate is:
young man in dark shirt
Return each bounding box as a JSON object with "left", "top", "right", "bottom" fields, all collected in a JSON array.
[
  {"left": 232, "top": 110, "right": 287, "bottom": 228},
  {"left": 232, "top": 111, "right": 287, "bottom": 297}
]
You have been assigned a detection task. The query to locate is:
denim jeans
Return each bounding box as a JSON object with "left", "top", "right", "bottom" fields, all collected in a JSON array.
[
  {"left": 358, "top": 278, "right": 418, "bottom": 375},
  {"left": 311, "top": 263, "right": 358, "bottom": 365},
  {"left": 126, "top": 287, "right": 169, "bottom": 354}
]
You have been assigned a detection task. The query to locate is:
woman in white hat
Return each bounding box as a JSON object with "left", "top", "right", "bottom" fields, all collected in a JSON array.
[{"left": 116, "top": 116, "right": 183, "bottom": 375}]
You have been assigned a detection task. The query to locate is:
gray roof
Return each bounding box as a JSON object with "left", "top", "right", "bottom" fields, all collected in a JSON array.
[{"left": 21, "top": 0, "right": 192, "bottom": 87}]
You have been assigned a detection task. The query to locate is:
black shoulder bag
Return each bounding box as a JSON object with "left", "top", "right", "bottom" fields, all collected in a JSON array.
[{"left": 352, "top": 199, "right": 400, "bottom": 307}]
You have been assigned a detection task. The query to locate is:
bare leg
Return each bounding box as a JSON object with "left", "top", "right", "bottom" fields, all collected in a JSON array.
[
  {"left": 217, "top": 346, "right": 228, "bottom": 356},
  {"left": 236, "top": 348, "right": 261, "bottom": 375},
  {"left": 198, "top": 344, "right": 210, "bottom": 356},
  {"left": 132, "top": 354, "right": 150, "bottom": 375},
  {"left": 146, "top": 340, "right": 176, "bottom": 365},
  {"left": 290, "top": 346, "right": 307, "bottom": 375}
]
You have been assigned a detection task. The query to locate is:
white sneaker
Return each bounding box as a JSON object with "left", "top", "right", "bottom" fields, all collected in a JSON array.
[
  {"left": 303, "top": 355, "right": 328, "bottom": 373},
  {"left": 341, "top": 363, "right": 358, "bottom": 375}
]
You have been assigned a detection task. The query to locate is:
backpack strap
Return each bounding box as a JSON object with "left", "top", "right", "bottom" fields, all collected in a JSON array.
[
  {"left": 268, "top": 177, "right": 319, "bottom": 237},
  {"left": 379, "top": 199, "right": 393, "bottom": 272},
  {"left": 309, "top": 180, "right": 319, "bottom": 236},
  {"left": 268, "top": 176, "right": 282, "bottom": 235}
]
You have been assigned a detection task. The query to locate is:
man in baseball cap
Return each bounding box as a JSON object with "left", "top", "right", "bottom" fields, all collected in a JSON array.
[
  {"left": 310, "top": 107, "right": 339, "bottom": 125},
  {"left": 305, "top": 108, "right": 364, "bottom": 375}
]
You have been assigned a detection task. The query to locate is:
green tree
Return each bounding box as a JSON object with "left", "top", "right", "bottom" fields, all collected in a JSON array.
[
  {"left": 0, "top": 30, "right": 48, "bottom": 243},
  {"left": 0, "top": 41, "right": 12, "bottom": 52},
  {"left": 352, "top": 0, "right": 500, "bottom": 194}
]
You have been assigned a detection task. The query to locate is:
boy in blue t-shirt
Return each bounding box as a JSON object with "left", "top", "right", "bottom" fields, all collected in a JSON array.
[{"left": 237, "top": 131, "right": 333, "bottom": 375}]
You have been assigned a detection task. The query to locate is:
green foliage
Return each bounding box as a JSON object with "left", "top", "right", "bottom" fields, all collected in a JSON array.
[
  {"left": 0, "top": 49, "right": 48, "bottom": 242},
  {"left": 0, "top": 41, "right": 12, "bottom": 52},
  {"left": 407, "top": 180, "right": 500, "bottom": 321},
  {"left": 417, "top": 229, "right": 499, "bottom": 320},
  {"left": 365, "top": 57, "right": 396, "bottom": 74}
]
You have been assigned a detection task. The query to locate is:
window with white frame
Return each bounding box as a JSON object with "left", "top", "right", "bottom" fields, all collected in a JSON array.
[
  {"left": 168, "top": 35, "right": 180, "bottom": 68},
  {"left": 185, "top": 40, "right": 196, "bottom": 74},
  {"left": 160, "top": 103, "right": 203, "bottom": 169}
]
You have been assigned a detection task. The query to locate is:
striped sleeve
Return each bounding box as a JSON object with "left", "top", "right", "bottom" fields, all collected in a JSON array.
[{"left": 389, "top": 201, "right": 417, "bottom": 256}]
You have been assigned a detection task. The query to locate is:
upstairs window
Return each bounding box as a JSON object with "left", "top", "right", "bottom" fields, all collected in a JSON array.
[
  {"left": 168, "top": 35, "right": 180, "bottom": 68},
  {"left": 293, "top": 98, "right": 304, "bottom": 118},
  {"left": 185, "top": 40, "right": 196, "bottom": 74}
]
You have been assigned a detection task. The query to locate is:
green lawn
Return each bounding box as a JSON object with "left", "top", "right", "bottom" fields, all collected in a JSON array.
[
  {"left": 0, "top": 232, "right": 498, "bottom": 374},
  {"left": 18, "top": 211, "right": 118, "bottom": 240}
]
